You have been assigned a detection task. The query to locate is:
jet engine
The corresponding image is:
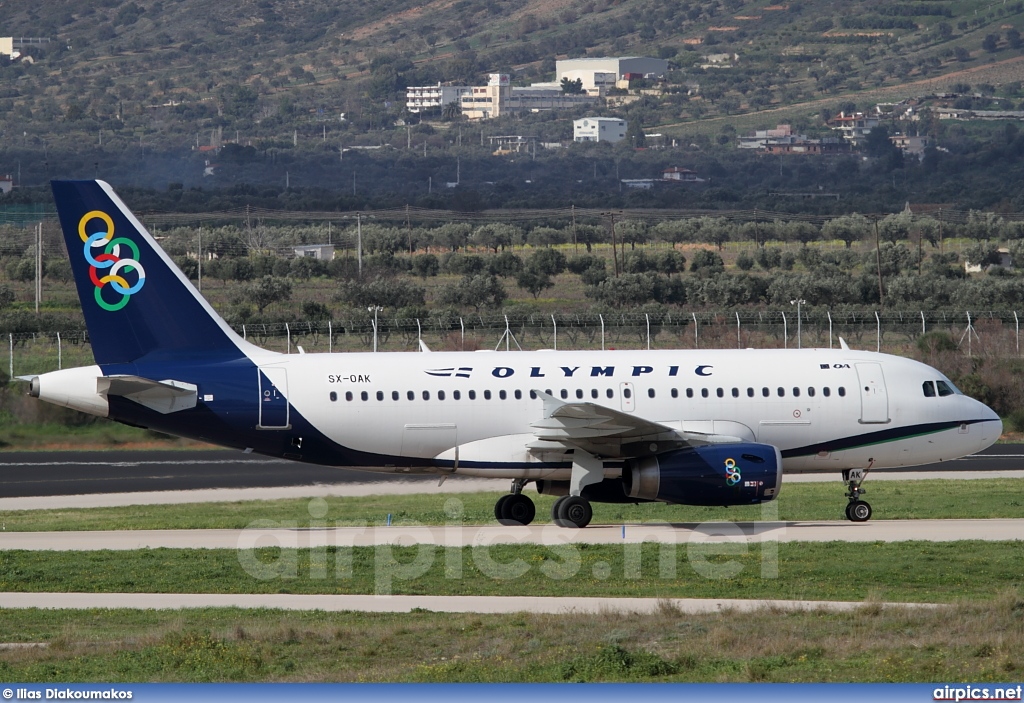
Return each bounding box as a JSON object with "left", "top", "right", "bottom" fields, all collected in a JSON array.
[{"left": 624, "top": 443, "right": 782, "bottom": 506}]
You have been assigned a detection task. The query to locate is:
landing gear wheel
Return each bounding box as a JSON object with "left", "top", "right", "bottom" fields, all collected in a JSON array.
[
  {"left": 847, "top": 500, "right": 872, "bottom": 522},
  {"left": 498, "top": 494, "right": 536, "bottom": 526},
  {"left": 551, "top": 496, "right": 569, "bottom": 524},
  {"left": 494, "top": 494, "right": 513, "bottom": 522},
  {"left": 842, "top": 465, "right": 873, "bottom": 522},
  {"left": 554, "top": 495, "right": 593, "bottom": 529}
]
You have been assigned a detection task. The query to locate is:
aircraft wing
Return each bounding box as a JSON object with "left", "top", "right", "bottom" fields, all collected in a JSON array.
[{"left": 527, "top": 391, "right": 745, "bottom": 459}]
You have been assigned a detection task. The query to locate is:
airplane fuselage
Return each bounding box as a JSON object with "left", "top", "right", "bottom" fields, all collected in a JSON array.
[{"left": 45, "top": 346, "right": 1001, "bottom": 480}]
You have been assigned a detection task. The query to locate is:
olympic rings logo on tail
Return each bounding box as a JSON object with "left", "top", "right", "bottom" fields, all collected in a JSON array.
[
  {"left": 79, "top": 210, "right": 146, "bottom": 311},
  {"left": 724, "top": 458, "right": 741, "bottom": 486}
]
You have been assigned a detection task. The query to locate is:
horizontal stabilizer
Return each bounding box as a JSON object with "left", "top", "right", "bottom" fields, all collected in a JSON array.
[{"left": 97, "top": 375, "right": 197, "bottom": 414}]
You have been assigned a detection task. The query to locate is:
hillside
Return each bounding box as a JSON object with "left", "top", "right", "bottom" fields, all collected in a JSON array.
[{"left": 3, "top": 0, "right": 1024, "bottom": 204}]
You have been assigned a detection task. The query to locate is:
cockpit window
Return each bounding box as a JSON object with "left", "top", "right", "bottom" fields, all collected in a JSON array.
[
  {"left": 922, "top": 381, "right": 936, "bottom": 398},
  {"left": 936, "top": 380, "right": 955, "bottom": 397}
]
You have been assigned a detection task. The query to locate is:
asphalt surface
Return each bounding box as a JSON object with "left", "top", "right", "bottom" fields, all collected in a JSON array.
[
  {"left": 1, "top": 519, "right": 1021, "bottom": 550},
  {"left": 0, "top": 445, "right": 1021, "bottom": 499}
]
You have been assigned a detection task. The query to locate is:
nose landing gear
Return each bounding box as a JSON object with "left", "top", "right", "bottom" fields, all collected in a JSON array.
[{"left": 843, "top": 465, "right": 872, "bottom": 522}]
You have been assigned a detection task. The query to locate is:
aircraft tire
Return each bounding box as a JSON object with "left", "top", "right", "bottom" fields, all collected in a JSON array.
[
  {"left": 494, "top": 494, "right": 513, "bottom": 522},
  {"left": 555, "top": 495, "right": 593, "bottom": 529},
  {"left": 498, "top": 494, "right": 536, "bottom": 526},
  {"left": 847, "top": 500, "right": 872, "bottom": 522}
]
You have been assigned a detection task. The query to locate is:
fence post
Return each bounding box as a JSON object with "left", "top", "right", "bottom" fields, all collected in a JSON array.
[
  {"left": 692, "top": 312, "right": 698, "bottom": 348},
  {"left": 460, "top": 317, "right": 465, "bottom": 351},
  {"left": 286, "top": 323, "right": 291, "bottom": 354},
  {"left": 735, "top": 312, "right": 741, "bottom": 349},
  {"left": 328, "top": 321, "right": 333, "bottom": 353},
  {"left": 417, "top": 319, "right": 422, "bottom": 349},
  {"left": 875, "top": 311, "right": 881, "bottom": 353},
  {"left": 782, "top": 312, "right": 787, "bottom": 349},
  {"left": 8, "top": 333, "right": 12, "bottom": 381},
  {"left": 645, "top": 313, "right": 650, "bottom": 350},
  {"left": 552, "top": 314, "right": 557, "bottom": 351},
  {"left": 1015, "top": 312, "right": 1019, "bottom": 357},
  {"left": 921, "top": 311, "right": 926, "bottom": 336},
  {"left": 599, "top": 314, "right": 605, "bottom": 351},
  {"left": 242, "top": 324, "right": 246, "bottom": 341},
  {"left": 827, "top": 311, "right": 833, "bottom": 349},
  {"left": 57, "top": 332, "right": 62, "bottom": 370}
]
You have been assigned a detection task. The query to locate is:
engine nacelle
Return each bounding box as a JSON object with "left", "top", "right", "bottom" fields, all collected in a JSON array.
[{"left": 624, "top": 443, "right": 782, "bottom": 506}]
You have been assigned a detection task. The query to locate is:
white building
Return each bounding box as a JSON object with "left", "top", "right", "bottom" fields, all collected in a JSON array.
[
  {"left": 406, "top": 84, "right": 474, "bottom": 114},
  {"left": 830, "top": 112, "right": 880, "bottom": 146},
  {"left": 293, "top": 244, "right": 335, "bottom": 260},
  {"left": 574, "top": 117, "right": 627, "bottom": 143},
  {"left": 555, "top": 57, "right": 669, "bottom": 95},
  {"left": 461, "top": 74, "right": 594, "bottom": 120}
]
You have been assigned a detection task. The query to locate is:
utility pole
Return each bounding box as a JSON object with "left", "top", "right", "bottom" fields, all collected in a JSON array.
[
  {"left": 357, "top": 213, "right": 362, "bottom": 278},
  {"left": 34, "top": 222, "right": 41, "bottom": 313},
  {"left": 407, "top": 125, "right": 411, "bottom": 149},
  {"left": 197, "top": 226, "right": 203, "bottom": 292},
  {"left": 874, "top": 218, "right": 884, "bottom": 305}
]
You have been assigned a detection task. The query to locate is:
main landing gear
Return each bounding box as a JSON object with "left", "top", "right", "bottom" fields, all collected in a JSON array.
[
  {"left": 551, "top": 495, "right": 593, "bottom": 529},
  {"left": 494, "top": 479, "right": 536, "bottom": 526},
  {"left": 843, "top": 467, "right": 872, "bottom": 522}
]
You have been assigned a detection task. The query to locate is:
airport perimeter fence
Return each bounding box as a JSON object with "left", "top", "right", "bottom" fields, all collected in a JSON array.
[{"left": 4, "top": 309, "right": 1022, "bottom": 381}]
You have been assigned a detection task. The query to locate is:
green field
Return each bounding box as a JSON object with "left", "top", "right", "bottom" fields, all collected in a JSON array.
[
  {"left": 3, "top": 479, "right": 1022, "bottom": 532},
  {"left": 1, "top": 600, "right": 1022, "bottom": 682},
  {"left": 1, "top": 541, "right": 1022, "bottom": 603}
]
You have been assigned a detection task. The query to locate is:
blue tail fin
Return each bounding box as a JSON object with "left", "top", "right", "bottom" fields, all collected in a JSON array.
[{"left": 52, "top": 180, "right": 248, "bottom": 365}]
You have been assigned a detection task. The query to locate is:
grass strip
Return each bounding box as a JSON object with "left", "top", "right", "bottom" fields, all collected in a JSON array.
[
  {"left": 3, "top": 478, "right": 1023, "bottom": 532},
  {"left": 1, "top": 542, "right": 1022, "bottom": 603},
  {"left": 1, "top": 599, "right": 1023, "bottom": 682}
]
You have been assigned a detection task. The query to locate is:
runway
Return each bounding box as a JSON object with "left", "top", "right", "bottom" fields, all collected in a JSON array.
[
  {"left": 0, "top": 446, "right": 1021, "bottom": 510},
  {"left": 1, "top": 519, "right": 1020, "bottom": 550},
  {"left": 0, "top": 592, "right": 937, "bottom": 614}
]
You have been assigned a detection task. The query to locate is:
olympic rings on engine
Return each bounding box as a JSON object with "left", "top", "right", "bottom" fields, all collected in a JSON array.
[
  {"left": 724, "top": 457, "right": 741, "bottom": 486},
  {"left": 79, "top": 211, "right": 146, "bottom": 312}
]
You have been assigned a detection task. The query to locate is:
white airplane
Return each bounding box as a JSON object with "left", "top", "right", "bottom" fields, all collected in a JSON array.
[{"left": 23, "top": 181, "right": 1002, "bottom": 527}]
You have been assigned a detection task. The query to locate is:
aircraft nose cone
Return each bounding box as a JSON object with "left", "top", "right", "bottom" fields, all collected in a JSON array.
[{"left": 974, "top": 399, "right": 1002, "bottom": 451}]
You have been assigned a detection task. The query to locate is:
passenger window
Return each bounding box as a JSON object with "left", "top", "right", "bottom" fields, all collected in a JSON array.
[
  {"left": 515, "top": 390, "right": 522, "bottom": 400},
  {"left": 838, "top": 387, "right": 846, "bottom": 397},
  {"left": 560, "top": 389, "right": 568, "bottom": 399},
  {"left": 422, "top": 391, "right": 430, "bottom": 401},
  {"left": 546, "top": 389, "right": 552, "bottom": 396},
  {"left": 762, "top": 387, "right": 769, "bottom": 398},
  {"left": 807, "top": 387, "right": 815, "bottom": 397},
  {"left": 407, "top": 390, "right": 415, "bottom": 401},
  {"left": 330, "top": 391, "right": 337, "bottom": 402},
  {"left": 671, "top": 388, "right": 678, "bottom": 398},
  {"left": 392, "top": 391, "right": 399, "bottom": 401},
  {"left": 623, "top": 387, "right": 632, "bottom": 399},
  {"left": 923, "top": 381, "right": 936, "bottom": 398},
  {"left": 731, "top": 388, "right": 739, "bottom": 398},
  {"left": 716, "top": 388, "right": 724, "bottom": 398},
  {"left": 530, "top": 390, "right": 537, "bottom": 399},
  {"left": 576, "top": 389, "right": 584, "bottom": 399},
  {"left": 936, "top": 380, "right": 954, "bottom": 397},
  {"left": 606, "top": 389, "right": 614, "bottom": 398},
  {"left": 777, "top": 387, "right": 785, "bottom": 397},
  {"left": 686, "top": 388, "right": 694, "bottom": 398},
  {"left": 376, "top": 391, "right": 384, "bottom": 401},
  {"left": 454, "top": 390, "right": 461, "bottom": 400},
  {"left": 499, "top": 390, "right": 507, "bottom": 400},
  {"left": 823, "top": 387, "right": 831, "bottom": 397},
  {"left": 361, "top": 391, "right": 369, "bottom": 401},
  {"left": 747, "top": 388, "right": 754, "bottom": 398},
  {"left": 484, "top": 390, "right": 492, "bottom": 400},
  {"left": 346, "top": 391, "right": 353, "bottom": 401},
  {"left": 469, "top": 390, "right": 477, "bottom": 400},
  {"left": 701, "top": 388, "right": 709, "bottom": 398},
  {"left": 793, "top": 387, "right": 800, "bottom": 398},
  {"left": 648, "top": 388, "right": 655, "bottom": 398},
  {"left": 438, "top": 390, "right": 446, "bottom": 401},
  {"left": 591, "top": 389, "right": 599, "bottom": 399}
]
